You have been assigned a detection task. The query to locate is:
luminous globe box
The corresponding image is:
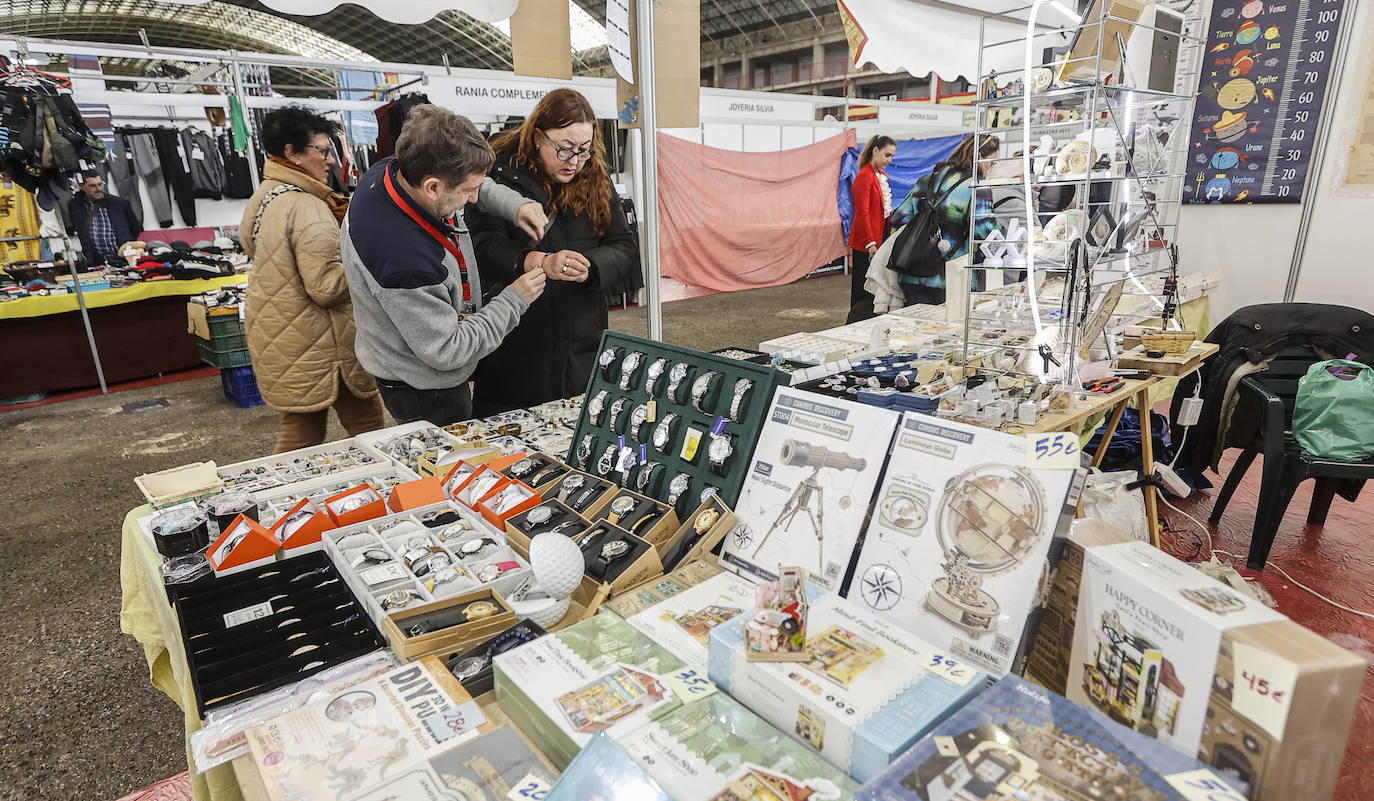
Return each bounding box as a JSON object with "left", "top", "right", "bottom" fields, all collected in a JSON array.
[
  {"left": 845, "top": 414, "right": 1082, "bottom": 677},
  {"left": 708, "top": 592, "right": 989, "bottom": 783},
  {"left": 493, "top": 612, "right": 686, "bottom": 768},
  {"left": 552, "top": 693, "right": 861, "bottom": 801},
  {"left": 857, "top": 675, "right": 1247, "bottom": 801}
]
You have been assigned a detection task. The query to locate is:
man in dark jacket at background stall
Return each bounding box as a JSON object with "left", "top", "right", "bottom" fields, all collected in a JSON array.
[{"left": 67, "top": 170, "right": 140, "bottom": 264}]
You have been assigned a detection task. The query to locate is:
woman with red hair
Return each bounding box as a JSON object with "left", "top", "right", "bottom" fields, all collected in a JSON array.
[{"left": 468, "top": 88, "right": 640, "bottom": 414}]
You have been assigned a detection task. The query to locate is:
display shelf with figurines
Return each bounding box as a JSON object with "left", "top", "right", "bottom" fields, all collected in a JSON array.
[
  {"left": 569, "top": 332, "right": 788, "bottom": 521},
  {"left": 959, "top": 0, "right": 1206, "bottom": 386}
]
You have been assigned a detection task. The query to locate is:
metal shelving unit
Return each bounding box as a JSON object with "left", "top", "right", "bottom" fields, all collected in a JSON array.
[{"left": 960, "top": 1, "right": 1205, "bottom": 385}]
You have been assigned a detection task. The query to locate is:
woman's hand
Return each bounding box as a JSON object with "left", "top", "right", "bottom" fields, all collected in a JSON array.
[{"left": 543, "top": 249, "right": 591, "bottom": 282}]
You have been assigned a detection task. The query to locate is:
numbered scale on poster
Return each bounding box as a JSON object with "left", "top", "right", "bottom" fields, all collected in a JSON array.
[{"left": 1185, "top": 0, "right": 1347, "bottom": 203}]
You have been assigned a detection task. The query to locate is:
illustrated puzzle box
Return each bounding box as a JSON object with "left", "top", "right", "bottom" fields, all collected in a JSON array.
[
  {"left": 621, "top": 568, "right": 759, "bottom": 670},
  {"left": 709, "top": 592, "right": 989, "bottom": 783}
]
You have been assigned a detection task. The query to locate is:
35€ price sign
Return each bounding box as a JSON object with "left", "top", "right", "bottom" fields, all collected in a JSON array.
[{"left": 667, "top": 668, "right": 717, "bottom": 703}]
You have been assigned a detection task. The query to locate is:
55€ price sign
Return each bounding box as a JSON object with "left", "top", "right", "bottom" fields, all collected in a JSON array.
[{"left": 1026, "top": 431, "right": 1081, "bottom": 469}]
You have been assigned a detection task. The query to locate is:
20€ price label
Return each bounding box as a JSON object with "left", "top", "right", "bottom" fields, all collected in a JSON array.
[
  {"left": 507, "top": 772, "right": 554, "bottom": 801},
  {"left": 667, "top": 668, "right": 717, "bottom": 703},
  {"left": 1026, "top": 431, "right": 1080, "bottom": 470},
  {"left": 923, "top": 652, "right": 975, "bottom": 687}
]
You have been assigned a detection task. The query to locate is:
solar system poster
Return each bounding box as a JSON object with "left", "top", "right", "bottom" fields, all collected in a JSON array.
[{"left": 1185, "top": 0, "right": 1346, "bottom": 203}]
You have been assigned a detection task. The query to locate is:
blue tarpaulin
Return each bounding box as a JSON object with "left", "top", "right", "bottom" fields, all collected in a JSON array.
[{"left": 837, "top": 134, "right": 964, "bottom": 243}]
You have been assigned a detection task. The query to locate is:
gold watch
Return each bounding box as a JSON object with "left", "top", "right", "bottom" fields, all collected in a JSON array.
[
  {"left": 465, "top": 600, "right": 498, "bottom": 620},
  {"left": 694, "top": 508, "right": 720, "bottom": 534}
]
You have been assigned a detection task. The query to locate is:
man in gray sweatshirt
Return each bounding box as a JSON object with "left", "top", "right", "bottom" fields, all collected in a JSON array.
[{"left": 341, "top": 105, "right": 546, "bottom": 425}]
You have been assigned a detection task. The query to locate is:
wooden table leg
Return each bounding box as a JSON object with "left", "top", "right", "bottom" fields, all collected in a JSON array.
[
  {"left": 1090, "top": 398, "right": 1131, "bottom": 469},
  {"left": 1137, "top": 386, "right": 1161, "bottom": 549}
]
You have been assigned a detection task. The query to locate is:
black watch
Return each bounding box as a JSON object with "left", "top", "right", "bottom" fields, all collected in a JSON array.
[{"left": 593, "top": 538, "right": 633, "bottom": 579}]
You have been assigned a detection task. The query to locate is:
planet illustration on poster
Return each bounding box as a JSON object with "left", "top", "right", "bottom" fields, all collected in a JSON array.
[
  {"left": 1205, "top": 175, "right": 1233, "bottom": 201},
  {"left": 1208, "top": 110, "right": 1251, "bottom": 143},
  {"left": 1264, "top": 57, "right": 1279, "bottom": 67},
  {"left": 1230, "top": 49, "right": 1255, "bottom": 76},
  {"left": 1218, "top": 78, "right": 1257, "bottom": 110},
  {"left": 1265, "top": 25, "right": 1281, "bottom": 40},
  {"left": 1211, "top": 148, "right": 1245, "bottom": 169},
  {"left": 1236, "top": 20, "right": 1261, "bottom": 44},
  {"left": 1241, "top": 0, "right": 1264, "bottom": 17}
]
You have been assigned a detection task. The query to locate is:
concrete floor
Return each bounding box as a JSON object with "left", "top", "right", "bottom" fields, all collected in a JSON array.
[{"left": 0, "top": 274, "right": 854, "bottom": 801}]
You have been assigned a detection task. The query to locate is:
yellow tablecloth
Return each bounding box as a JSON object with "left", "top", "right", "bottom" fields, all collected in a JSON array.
[
  {"left": 119, "top": 505, "right": 243, "bottom": 801},
  {"left": 0, "top": 275, "right": 243, "bottom": 321}
]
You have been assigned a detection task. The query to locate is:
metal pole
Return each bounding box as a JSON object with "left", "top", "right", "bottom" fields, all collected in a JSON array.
[
  {"left": 1284, "top": 0, "right": 1361, "bottom": 301},
  {"left": 49, "top": 198, "right": 108, "bottom": 394},
  {"left": 636, "top": 0, "right": 663, "bottom": 342},
  {"left": 229, "top": 50, "right": 261, "bottom": 187}
]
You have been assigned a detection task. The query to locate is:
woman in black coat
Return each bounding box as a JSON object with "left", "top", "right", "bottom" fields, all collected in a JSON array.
[{"left": 467, "top": 88, "right": 640, "bottom": 415}]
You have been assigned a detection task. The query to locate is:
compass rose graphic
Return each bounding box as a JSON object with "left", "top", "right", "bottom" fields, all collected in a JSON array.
[
  {"left": 859, "top": 564, "right": 903, "bottom": 611},
  {"left": 730, "top": 523, "right": 754, "bottom": 551}
]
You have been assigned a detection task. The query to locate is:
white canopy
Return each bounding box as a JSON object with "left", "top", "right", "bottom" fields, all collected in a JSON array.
[{"left": 148, "top": 0, "right": 519, "bottom": 25}]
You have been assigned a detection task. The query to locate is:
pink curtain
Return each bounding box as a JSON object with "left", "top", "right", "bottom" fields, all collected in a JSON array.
[{"left": 656, "top": 129, "right": 857, "bottom": 292}]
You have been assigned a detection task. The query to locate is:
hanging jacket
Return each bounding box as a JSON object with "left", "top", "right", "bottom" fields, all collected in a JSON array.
[
  {"left": 467, "top": 150, "right": 641, "bottom": 412},
  {"left": 180, "top": 127, "right": 225, "bottom": 199},
  {"left": 1171, "top": 303, "right": 1374, "bottom": 475}
]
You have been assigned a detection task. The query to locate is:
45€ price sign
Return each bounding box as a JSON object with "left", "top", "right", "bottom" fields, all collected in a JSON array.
[{"left": 1186, "top": 0, "right": 1347, "bottom": 204}]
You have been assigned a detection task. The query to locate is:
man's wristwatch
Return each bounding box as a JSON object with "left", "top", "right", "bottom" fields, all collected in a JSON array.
[
  {"left": 595, "top": 444, "right": 617, "bottom": 476},
  {"left": 606, "top": 495, "right": 637, "bottom": 526},
  {"left": 666, "top": 363, "right": 692, "bottom": 403},
  {"left": 629, "top": 404, "right": 650, "bottom": 441},
  {"left": 574, "top": 434, "right": 595, "bottom": 469},
  {"left": 695, "top": 508, "right": 720, "bottom": 535},
  {"left": 593, "top": 539, "right": 633, "bottom": 580},
  {"left": 729, "top": 379, "right": 755, "bottom": 422},
  {"left": 691, "top": 371, "right": 721, "bottom": 413},
  {"left": 458, "top": 536, "right": 501, "bottom": 559},
  {"left": 667, "top": 472, "right": 692, "bottom": 507},
  {"left": 619, "top": 351, "right": 644, "bottom": 391},
  {"left": 645, "top": 358, "right": 669, "bottom": 396},
  {"left": 508, "top": 458, "right": 536, "bottom": 480},
  {"left": 598, "top": 346, "right": 623, "bottom": 382},
  {"left": 634, "top": 461, "right": 663, "bottom": 495},
  {"left": 708, "top": 433, "right": 734, "bottom": 477},
  {"left": 608, "top": 398, "right": 629, "bottom": 433},
  {"left": 652, "top": 413, "right": 680, "bottom": 454},
  {"left": 587, "top": 390, "right": 609, "bottom": 425},
  {"left": 522, "top": 505, "right": 554, "bottom": 532},
  {"left": 558, "top": 473, "right": 586, "bottom": 505}
]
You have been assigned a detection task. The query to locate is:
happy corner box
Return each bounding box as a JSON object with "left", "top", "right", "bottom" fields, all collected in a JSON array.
[
  {"left": 1050, "top": 541, "right": 1364, "bottom": 801},
  {"left": 708, "top": 592, "right": 989, "bottom": 783},
  {"left": 856, "top": 675, "right": 1246, "bottom": 801},
  {"left": 493, "top": 612, "right": 687, "bottom": 769},
  {"left": 844, "top": 414, "right": 1082, "bottom": 677}
]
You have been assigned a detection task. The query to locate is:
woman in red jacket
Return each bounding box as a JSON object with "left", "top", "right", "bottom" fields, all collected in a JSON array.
[{"left": 847, "top": 135, "right": 896, "bottom": 322}]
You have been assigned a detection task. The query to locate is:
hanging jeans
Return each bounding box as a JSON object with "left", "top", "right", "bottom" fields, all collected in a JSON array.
[
  {"left": 151, "top": 127, "right": 197, "bottom": 226},
  {"left": 106, "top": 133, "right": 145, "bottom": 229},
  {"left": 127, "top": 132, "right": 173, "bottom": 227}
]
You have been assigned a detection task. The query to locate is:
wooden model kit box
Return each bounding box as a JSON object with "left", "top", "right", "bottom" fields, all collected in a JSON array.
[
  {"left": 1041, "top": 540, "right": 1365, "bottom": 801},
  {"left": 857, "top": 674, "right": 1245, "bottom": 801},
  {"left": 845, "top": 413, "right": 1082, "bottom": 677},
  {"left": 493, "top": 612, "right": 687, "bottom": 768},
  {"left": 708, "top": 592, "right": 989, "bottom": 783}
]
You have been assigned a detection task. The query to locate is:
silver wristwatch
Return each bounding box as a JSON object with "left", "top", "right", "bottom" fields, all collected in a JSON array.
[
  {"left": 645, "top": 357, "right": 669, "bottom": 396},
  {"left": 652, "top": 413, "right": 680, "bottom": 454},
  {"left": 608, "top": 397, "right": 629, "bottom": 433},
  {"left": 667, "top": 472, "right": 692, "bottom": 506},
  {"left": 691, "top": 371, "right": 720, "bottom": 412},
  {"left": 588, "top": 389, "right": 609, "bottom": 425},
  {"left": 629, "top": 404, "right": 650, "bottom": 440},
  {"left": 619, "top": 351, "right": 644, "bottom": 391},
  {"left": 666, "top": 363, "right": 691, "bottom": 403},
  {"left": 729, "top": 379, "right": 754, "bottom": 422}
]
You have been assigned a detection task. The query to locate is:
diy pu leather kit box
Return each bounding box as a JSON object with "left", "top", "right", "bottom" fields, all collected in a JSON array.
[{"left": 1034, "top": 539, "right": 1364, "bottom": 801}]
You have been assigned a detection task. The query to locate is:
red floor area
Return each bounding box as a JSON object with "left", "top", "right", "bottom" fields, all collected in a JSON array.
[
  {"left": 1160, "top": 449, "right": 1374, "bottom": 800},
  {"left": 113, "top": 771, "right": 192, "bottom": 801}
]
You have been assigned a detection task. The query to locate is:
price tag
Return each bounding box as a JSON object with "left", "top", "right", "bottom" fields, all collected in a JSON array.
[
  {"left": 922, "top": 652, "right": 976, "bottom": 687},
  {"left": 666, "top": 668, "right": 718, "bottom": 703},
  {"left": 190, "top": 146, "right": 205, "bottom": 161},
  {"left": 422, "top": 700, "right": 485, "bottom": 744},
  {"left": 1164, "top": 769, "right": 1248, "bottom": 801},
  {"left": 506, "top": 772, "right": 554, "bottom": 801},
  {"left": 223, "top": 600, "right": 273, "bottom": 628},
  {"left": 1228, "top": 641, "right": 1297, "bottom": 741},
  {"left": 639, "top": 443, "right": 648, "bottom": 463},
  {"left": 360, "top": 562, "right": 408, "bottom": 586},
  {"left": 1026, "top": 431, "right": 1081, "bottom": 469},
  {"left": 681, "top": 428, "right": 703, "bottom": 462},
  {"left": 711, "top": 416, "right": 728, "bottom": 437},
  {"left": 646, "top": 399, "right": 657, "bottom": 422}
]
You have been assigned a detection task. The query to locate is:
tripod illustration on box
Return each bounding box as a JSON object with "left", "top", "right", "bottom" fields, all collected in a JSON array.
[{"left": 750, "top": 439, "right": 866, "bottom": 571}]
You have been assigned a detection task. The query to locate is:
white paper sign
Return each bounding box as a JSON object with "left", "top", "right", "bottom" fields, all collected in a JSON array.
[
  {"left": 606, "top": 0, "right": 634, "bottom": 85},
  {"left": 919, "top": 651, "right": 976, "bottom": 687},
  {"left": 507, "top": 773, "right": 553, "bottom": 801},
  {"left": 360, "top": 562, "right": 408, "bottom": 586},
  {"left": 1164, "top": 769, "right": 1248, "bottom": 801},
  {"left": 1026, "top": 431, "right": 1081, "bottom": 469},
  {"left": 223, "top": 601, "right": 273, "bottom": 628},
  {"left": 1229, "top": 640, "right": 1298, "bottom": 741}
]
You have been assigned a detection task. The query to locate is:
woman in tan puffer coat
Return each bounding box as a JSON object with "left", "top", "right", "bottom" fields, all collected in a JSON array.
[{"left": 241, "top": 106, "right": 383, "bottom": 453}]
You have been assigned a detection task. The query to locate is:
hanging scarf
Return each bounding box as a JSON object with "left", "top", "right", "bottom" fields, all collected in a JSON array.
[{"left": 268, "top": 155, "right": 349, "bottom": 223}]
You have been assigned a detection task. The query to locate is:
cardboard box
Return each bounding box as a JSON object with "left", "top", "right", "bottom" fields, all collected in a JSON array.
[
  {"left": 844, "top": 413, "right": 1084, "bottom": 677},
  {"left": 493, "top": 613, "right": 688, "bottom": 768},
  {"left": 599, "top": 560, "right": 728, "bottom": 619},
  {"left": 657, "top": 495, "right": 735, "bottom": 572},
  {"left": 473, "top": 478, "right": 540, "bottom": 528},
  {"left": 323, "top": 484, "right": 387, "bottom": 527},
  {"left": 708, "top": 592, "right": 989, "bottom": 783},
  {"left": 452, "top": 465, "right": 506, "bottom": 509},
  {"left": 503, "top": 500, "right": 591, "bottom": 558},
  {"left": 1041, "top": 540, "right": 1364, "bottom": 801},
  {"left": 440, "top": 460, "right": 480, "bottom": 501},
  {"left": 381, "top": 588, "right": 515, "bottom": 661},
  {"left": 620, "top": 569, "right": 757, "bottom": 670},
  {"left": 207, "top": 515, "right": 279, "bottom": 574},
  {"left": 578, "top": 523, "right": 663, "bottom": 595},
  {"left": 857, "top": 675, "right": 1245, "bottom": 801},
  {"left": 386, "top": 475, "right": 446, "bottom": 512},
  {"left": 589, "top": 488, "right": 678, "bottom": 549},
  {"left": 268, "top": 497, "right": 334, "bottom": 550}
]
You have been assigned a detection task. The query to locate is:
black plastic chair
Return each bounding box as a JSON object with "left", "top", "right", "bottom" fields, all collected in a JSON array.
[{"left": 1208, "top": 346, "right": 1374, "bottom": 569}]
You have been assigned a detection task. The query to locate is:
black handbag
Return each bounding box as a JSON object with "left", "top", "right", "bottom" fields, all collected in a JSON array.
[{"left": 887, "top": 167, "right": 968, "bottom": 277}]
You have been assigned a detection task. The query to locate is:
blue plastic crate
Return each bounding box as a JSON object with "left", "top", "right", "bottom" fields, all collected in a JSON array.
[{"left": 220, "top": 366, "right": 264, "bottom": 408}]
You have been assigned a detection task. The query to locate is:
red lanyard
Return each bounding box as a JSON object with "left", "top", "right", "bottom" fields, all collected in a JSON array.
[{"left": 383, "top": 166, "right": 471, "bottom": 299}]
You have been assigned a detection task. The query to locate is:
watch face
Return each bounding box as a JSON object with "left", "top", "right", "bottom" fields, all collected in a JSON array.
[
  {"left": 621, "top": 352, "right": 642, "bottom": 373},
  {"left": 669, "top": 363, "right": 689, "bottom": 382},
  {"left": 601, "top": 539, "right": 631, "bottom": 559},
  {"left": 589, "top": 390, "right": 607, "bottom": 418},
  {"left": 527, "top": 505, "right": 553, "bottom": 525},
  {"left": 692, "top": 374, "right": 711, "bottom": 395},
  {"left": 631, "top": 405, "right": 648, "bottom": 424},
  {"left": 709, "top": 435, "right": 733, "bottom": 461},
  {"left": 511, "top": 458, "right": 534, "bottom": 476},
  {"left": 636, "top": 464, "right": 654, "bottom": 489},
  {"left": 653, "top": 422, "right": 670, "bottom": 449},
  {"left": 611, "top": 496, "right": 637, "bottom": 515},
  {"left": 563, "top": 474, "right": 586, "bottom": 492},
  {"left": 452, "top": 655, "right": 489, "bottom": 681},
  {"left": 647, "top": 358, "right": 667, "bottom": 379},
  {"left": 466, "top": 600, "right": 498, "bottom": 619},
  {"left": 460, "top": 537, "right": 490, "bottom": 555},
  {"left": 576, "top": 434, "right": 594, "bottom": 459},
  {"left": 670, "top": 474, "right": 690, "bottom": 495},
  {"left": 598, "top": 347, "right": 619, "bottom": 368}
]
